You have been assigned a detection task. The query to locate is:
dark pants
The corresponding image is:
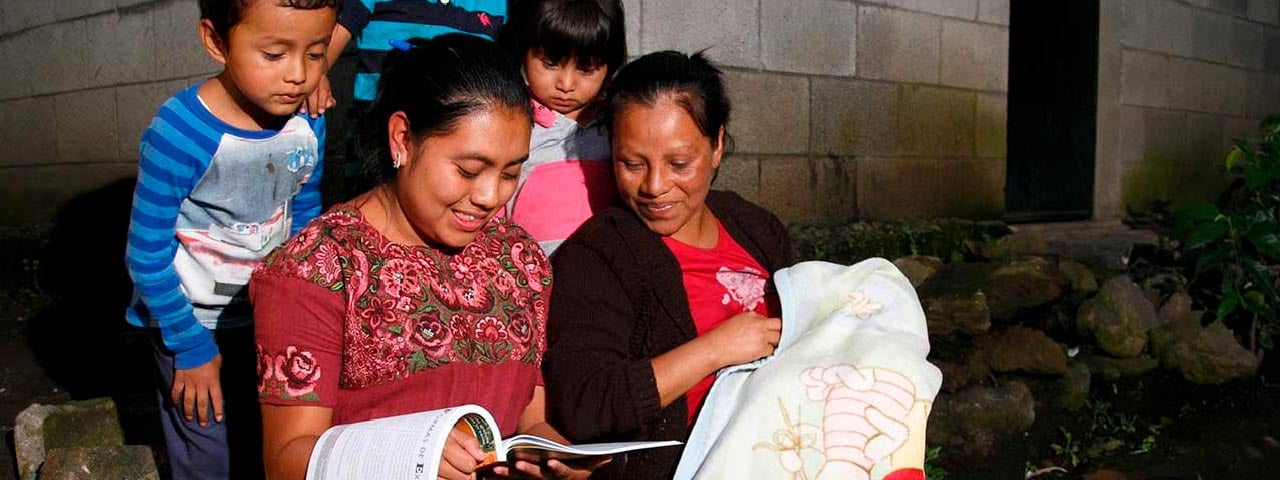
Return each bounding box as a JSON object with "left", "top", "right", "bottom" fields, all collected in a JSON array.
[{"left": 149, "top": 326, "right": 263, "bottom": 480}]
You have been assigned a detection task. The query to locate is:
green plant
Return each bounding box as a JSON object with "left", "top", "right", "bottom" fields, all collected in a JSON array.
[
  {"left": 1050, "top": 427, "right": 1082, "bottom": 468},
  {"left": 1175, "top": 116, "right": 1280, "bottom": 353},
  {"left": 923, "top": 446, "right": 948, "bottom": 480}
]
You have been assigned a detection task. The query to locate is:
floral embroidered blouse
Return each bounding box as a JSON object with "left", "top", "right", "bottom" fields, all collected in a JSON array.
[{"left": 250, "top": 206, "right": 552, "bottom": 433}]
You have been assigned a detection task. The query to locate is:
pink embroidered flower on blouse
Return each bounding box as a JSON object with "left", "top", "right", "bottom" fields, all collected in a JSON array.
[
  {"left": 409, "top": 312, "right": 454, "bottom": 359},
  {"left": 314, "top": 242, "right": 343, "bottom": 285},
  {"left": 474, "top": 316, "right": 509, "bottom": 343},
  {"left": 378, "top": 258, "right": 424, "bottom": 298},
  {"left": 274, "top": 346, "right": 321, "bottom": 397},
  {"left": 286, "top": 226, "right": 319, "bottom": 256},
  {"left": 255, "top": 345, "right": 275, "bottom": 391}
]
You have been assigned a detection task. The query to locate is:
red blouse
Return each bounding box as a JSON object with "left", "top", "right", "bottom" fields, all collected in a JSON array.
[
  {"left": 251, "top": 207, "right": 552, "bottom": 434},
  {"left": 662, "top": 219, "right": 777, "bottom": 424}
]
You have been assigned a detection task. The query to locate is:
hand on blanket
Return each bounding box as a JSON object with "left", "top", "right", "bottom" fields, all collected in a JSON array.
[{"left": 704, "top": 311, "right": 782, "bottom": 367}]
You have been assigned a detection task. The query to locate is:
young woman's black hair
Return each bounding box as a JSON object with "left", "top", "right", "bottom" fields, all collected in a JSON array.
[
  {"left": 199, "top": 0, "right": 343, "bottom": 40},
  {"left": 606, "top": 50, "right": 734, "bottom": 154},
  {"left": 500, "top": 0, "right": 627, "bottom": 74},
  {"left": 347, "top": 34, "right": 531, "bottom": 200}
]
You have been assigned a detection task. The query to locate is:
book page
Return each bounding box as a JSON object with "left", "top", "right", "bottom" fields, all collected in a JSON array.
[
  {"left": 503, "top": 435, "right": 682, "bottom": 459},
  {"left": 306, "top": 405, "right": 498, "bottom": 480}
]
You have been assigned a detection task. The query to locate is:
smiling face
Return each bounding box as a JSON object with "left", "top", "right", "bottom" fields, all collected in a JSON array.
[
  {"left": 392, "top": 106, "right": 532, "bottom": 250},
  {"left": 612, "top": 97, "right": 724, "bottom": 245},
  {"left": 200, "top": 2, "right": 335, "bottom": 128},
  {"left": 523, "top": 50, "right": 608, "bottom": 121}
]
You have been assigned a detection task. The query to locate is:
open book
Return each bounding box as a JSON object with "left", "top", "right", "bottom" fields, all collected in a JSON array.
[{"left": 306, "top": 404, "right": 681, "bottom": 480}]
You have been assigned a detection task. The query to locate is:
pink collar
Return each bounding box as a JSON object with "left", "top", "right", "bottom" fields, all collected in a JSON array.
[{"left": 531, "top": 98, "right": 558, "bottom": 128}]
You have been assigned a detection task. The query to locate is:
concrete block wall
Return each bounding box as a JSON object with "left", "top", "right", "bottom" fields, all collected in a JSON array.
[
  {"left": 1097, "top": 0, "right": 1280, "bottom": 218},
  {"left": 0, "top": 0, "right": 1009, "bottom": 227},
  {"left": 629, "top": 0, "right": 1010, "bottom": 222},
  {"left": 0, "top": 0, "right": 218, "bottom": 225}
]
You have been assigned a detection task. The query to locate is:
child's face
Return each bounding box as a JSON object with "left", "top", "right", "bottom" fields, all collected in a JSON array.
[
  {"left": 211, "top": 2, "right": 336, "bottom": 124},
  {"left": 523, "top": 50, "right": 609, "bottom": 121}
]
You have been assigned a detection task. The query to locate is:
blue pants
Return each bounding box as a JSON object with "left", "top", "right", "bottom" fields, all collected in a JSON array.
[{"left": 149, "top": 326, "right": 263, "bottom": 480}]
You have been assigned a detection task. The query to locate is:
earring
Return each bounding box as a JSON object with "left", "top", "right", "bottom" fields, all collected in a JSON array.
[{"left": 393, "top": 151, "right": 403, "bottom": 169}]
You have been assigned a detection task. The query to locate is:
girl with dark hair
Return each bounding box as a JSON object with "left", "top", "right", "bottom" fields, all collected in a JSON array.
[
  {"left": 542, "top": 50, "right": 795, "bottom": 479},
  {"left": 498, "top": 0, "right": 627, "bottom": 256},
  {"left": 250, "top": 34, "right": 603, "bottom": 480}
]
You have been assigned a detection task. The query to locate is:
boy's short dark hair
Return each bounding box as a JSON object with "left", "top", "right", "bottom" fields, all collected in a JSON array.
[
  {"left": 501, "top": 0, "right": 627, "bottom": 75},
  {"left": 199, "top": 0, "right": 343, "bottom": 41}
]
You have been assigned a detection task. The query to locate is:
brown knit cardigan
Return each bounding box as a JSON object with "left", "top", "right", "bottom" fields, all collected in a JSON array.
[{"left": 543, "top": 190, "right": 794, "bottom": 480}]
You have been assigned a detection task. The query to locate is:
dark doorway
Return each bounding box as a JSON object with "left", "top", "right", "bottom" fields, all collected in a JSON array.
[{"left": 1005, "top": 0, "right": 1100, "bottom": 222}]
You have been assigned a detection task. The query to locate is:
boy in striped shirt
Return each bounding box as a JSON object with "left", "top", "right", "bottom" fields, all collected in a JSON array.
[{"left": 123, "top": 1, "right": 340, "bottom": 478}]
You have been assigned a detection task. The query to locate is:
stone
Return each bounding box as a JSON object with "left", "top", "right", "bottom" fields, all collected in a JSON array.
[
  {"left": 979, "top": 326, "right": 1068, "bottom": 375},
  {"left": 1059, "top": 260, "right": 1099, "bottom": 294},
  {"left": 38, "top": 446, "right": 159, "bottom": 480},
  {"left": 1158, "top": 291, "right": 1194, "bottom": 326},
  {"left": 940, "top": 20, "right": 1009, "bottom": 91},
  {"left": 856, "top": 6, "right": 941, "bottom": 83},
  {"left": 722, "top": 70, "right": 809, "bottom": 155},
  {"left": 893, "top": 255, "right": 944, "bottom": 287},
  {"left": 985, "top": 257, "right": 1069, "bottom": 321},
  {"left": 983, "top": 232, "right": 1050, "bottom": 259},
  {"left": 899, "top": 85, "right": 975, "bottom": 157},
  {"left": 1161, "top": 321, "right": 1259, "bottom": 384},
  {"left": 923, "top": 291, "right": 992, "bottom": 336},
  {"left": 15, "top": 397, "right": 125, "bottom": 480},
  {"left": 1077, "top": 351, "right": 1160, "bottom": 381},
  {"left": 642, "top": 0, "right": 760, "bottom": 68},
  {"left": 1077, "top": 275, "right": 1159, "bottom": 358},
  {"left": 810, "top": 78, "right": 899, "bottom": 157},
  {"left": 856, "top": 157, "right": 938, "bottom": 219},
  {"left": 1059, "top": 361, "right": 1092, "bottom": 411},
  {"left": 934, "top": 357, "right": 991, "bottom": 392},
  {"left": 926, "top": 381, "right": 1036, "bottom": 459},
  {"left": 759, "top": 0, "right": 857, "bottom": 76}
]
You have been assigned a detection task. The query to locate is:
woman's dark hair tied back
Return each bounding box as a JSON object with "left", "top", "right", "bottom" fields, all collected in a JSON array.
[
  {"left": 349, "top": 34, "right": 531, "bottom": 198},
  {"left": 606, "top": 50, "right": 733, "bottom": 153}
]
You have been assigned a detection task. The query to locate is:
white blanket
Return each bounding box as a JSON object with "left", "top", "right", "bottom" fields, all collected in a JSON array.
[{"left": 674, "top": 259, "right": 943, "bottom": 480}]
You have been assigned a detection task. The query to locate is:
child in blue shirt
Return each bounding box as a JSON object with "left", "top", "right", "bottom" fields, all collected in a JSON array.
[{"left": 123, "top": 1, "right": 340, "bottom": 478}]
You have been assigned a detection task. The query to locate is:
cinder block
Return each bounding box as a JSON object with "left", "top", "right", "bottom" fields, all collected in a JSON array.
[
  {"left": 714, "top": 156, "right": 760, "bottom": 204},
  {"left": 1118, "top": 106, "right": 1146, "bottom": 165},
  {"left": 56, "top": 0, "right": 116, "bottom": 21},
  {"left": 810, "top": 78, "right": 898, "bottom": 156},
  {"left": 1266, "top": 28, "right": 1280, "bottom": 72},
  {"left": 1185, "top": 0, "right": 1214, "bottom": 8},
  {"left": 935, "top": 157, "right": 1004, "bottom": 219},
  {"left": 0, "top": 97, "right": 57, "bottom": 166},
  {"left": 862, "top": 0, "right": 978, "bottom": 20},
  {"left": 856, "top": 156, "right": 938, "bottom": 219},
  {"left": 641, "top": 0, "right": 759, "bottom": 68},
  {"left": 940, "top": 20, "right": 1009, "bottom": 91},
  {"left": 978, "top": 0, "right": 1010, "bottom": 25},
  {"left": 2, "top": 0, "right": 56, "bottom": 34},
  {"left": 1228, "top": 18, "right": 1265, "bottom": 69},
  {"left": 1143, "top": 108, "right": 1191, "bottom": 164},
  {"left": 1121, "top": 0, "right": 1150, "bottom": 50},
  {"left": 26, "top": 21, "right": 90, "bottom": 95},
  {"left": 622, "top": 0, "right": 640, "bottom": 58},
  {"left": 1167, "top": 58, "right": 1214, "bottom": 112},
  {"left": 1147, "top": 0, "right": 1196, "bottom": 56},
  {"left": 1246, "top": 71, "right": 1280, "bottom": 118},
  {"left": 116, "top": 0, "right": 154, "bottom": 8},
  {"left": 1193, "top": 10, "right": 1232, "bottom": 62},
  {"left": 857, "top": 6, "right": 941, "bottom": 84},
  {"left": 153, "top": 0, "right": 219, "bottom": 80},
  {"left": 760, "top": 0, "right": 857, "bottom": 76},
  {"left": 1185, "top": 112, "right": 1227, "bottom": 167},
  {"left": 1217, "top": 64, "right": 1248, "bottom": 115},
  {"left": 811, "top": 155, "right": 858, "bottom": 223},
  {"left": 55, "top": 89, "right": 119, "bottom": 163},
  {"left": 116, "top": 79, "right": 187, "bottom": 160},
  {"left": 723, "top": 70, "right": 809, "bottom": 155},
  {"left": 1211, "top": 0, "right": 1250, "bottom": 17},
  {"left": 87, "top": 9, "right": 156, "bottom": 88},
  {"left": 899, "top": 85, "right": 975, "bottom": 157},
  {"left": 1120, "top": 50, "right": 1169, "bottom": 108},
  {"left": 975, "top": 93, "right": 1006, "bottom": 158},
  {"left": 0, "top": 35, "right": 32, "bottom": 100},
  {"left": 1248, "top": 0, "right": 1280, "bottom": 24},
  {"left": 756, "top": 156, "right": 814, "bottom": 224},
  {"left": 1224, "top": 117, "right": 1258, "bottom": 149},
  {"left": 0, "top": 162, "right": 137, "bottom": 226}
]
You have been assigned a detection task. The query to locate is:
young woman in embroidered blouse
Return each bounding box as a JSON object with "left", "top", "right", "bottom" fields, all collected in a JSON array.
[
  {"left": 542, "top": 51, "right": 795, "bottom": 479},
  {"left": 251, "top": 35, "right": 604, "bottom": 480}
]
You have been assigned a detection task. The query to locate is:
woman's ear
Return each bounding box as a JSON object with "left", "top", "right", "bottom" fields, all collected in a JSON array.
[
  {"left": 710, "top": 126, "right": 726, "bottom": 170},
  {"left": 199, "top": 19, "right": 228, "bottom": 65},
  {"left": 387, "top": 111, "right": 413, "bottom": 170}
]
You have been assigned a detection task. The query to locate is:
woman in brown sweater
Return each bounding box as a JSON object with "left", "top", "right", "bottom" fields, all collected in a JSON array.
[{"left": 543, "top": 51, "right": 794, "bottom": 479}]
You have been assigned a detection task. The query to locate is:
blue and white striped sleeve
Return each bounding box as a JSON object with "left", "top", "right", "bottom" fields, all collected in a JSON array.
[
  {"left": 124, "top": 104, "right": 219, "bottom": 370},
  {"left": 291, "top": 114, "right": 326, "bottom": 235}
]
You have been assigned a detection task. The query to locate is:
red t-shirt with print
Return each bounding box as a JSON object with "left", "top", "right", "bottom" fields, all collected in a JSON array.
[{"left": 662, "top": 219, "right": 779, "bottom": 425}]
